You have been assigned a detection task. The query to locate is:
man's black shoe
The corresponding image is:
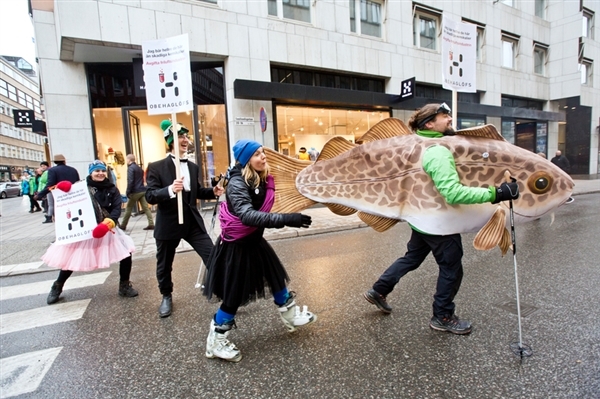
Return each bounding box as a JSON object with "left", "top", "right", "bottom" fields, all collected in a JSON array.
[
  {"left": 429, "top": 315, "right": 472, "bottom": 335},
  {"left": 363, "top": 289, "right": 392, "bottom": 314},
  {"left": 159, "top": 295, "right": 172, "bottom": 318}
]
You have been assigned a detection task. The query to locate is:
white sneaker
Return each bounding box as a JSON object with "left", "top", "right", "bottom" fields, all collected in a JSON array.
[
  {"left": 205, "top": 320, "right": 242, "bottom": 362},
  {"left": 278, "top": 295, "right": 317, "bottom": 332}
]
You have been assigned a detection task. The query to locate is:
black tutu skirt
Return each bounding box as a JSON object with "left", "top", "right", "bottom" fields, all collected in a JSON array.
[{"left": 202, "top": 229, "right": 289, "bottom": 308}]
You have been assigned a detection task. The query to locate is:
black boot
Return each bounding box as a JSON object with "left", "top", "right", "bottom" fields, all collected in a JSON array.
[
  {"left": 159, "top": 295, "right": 172, "bottom": 318},
  {"left": 42, "top": 215, "right": 53, "bottom": 224},
  {"left": 118, "top": 281, "right": 138, "bottom": 297},
  {"left": 47, "top": 281, "right": 64, "bottom": 305}
]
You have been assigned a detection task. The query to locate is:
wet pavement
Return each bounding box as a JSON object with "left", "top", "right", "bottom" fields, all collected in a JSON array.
[{"left": 0, "top": 179, "right": 599, "bottom": 398}]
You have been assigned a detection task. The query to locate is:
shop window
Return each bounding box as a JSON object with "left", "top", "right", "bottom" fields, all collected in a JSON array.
[
  {"left": 413, "top": 6, "right": 439, "bottom": 50},
  {"left": 533, "top": 43, "right": 548, "bottom": 75},
  {"left": 271, "top": 65, "right": 385, "bottom": 93},
  {"left": 457, "top": 116, "right": 485, "bottom": 130},
  {"left": 579, "top": 59, "right": 592, "bottom": 85},
  {"left": 274, "top": 105, "right": 390, "bottom": 157},
  {"left": 501, "top": 120, "right": 515, "bottom": 144},
  {"left": 535, "top": 0, "right": 545, "bottom": 19},
  {"left": 268, "top": 0, "right": 311, "bottom": 24},
  {"left": 501, "top": 95, "right": 543, "bottom": 110},
  {"left": 583, "top": 8, "right": 594, "bottom": 39},
  {"left": 350, "top": 0, "right": 383, "bottom": 38},
  {"left": 501, "top": 32, "right": 519, "bottom": 69}
]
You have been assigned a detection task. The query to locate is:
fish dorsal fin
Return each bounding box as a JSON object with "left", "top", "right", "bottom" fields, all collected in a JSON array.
[
  {"left": 326, "top": 203, "right": 357, "bottom": 216},
  {"left": 456, "top": 124, "right": 506, "bottom": 142},
  {"left": 357, "top": 211, "right": 399, "bottom": 232},
  {"left": 473, "top": 207, "right": 506, "bottom": 251},
  {"left": 317, "top": 137, "right": 357, "bottom": 161},
  {"left": 357, "top": 118, "right": 412, "bottom": 144},
  {"left": 499, "top": 228, "right": 512, "bottom": 256}
]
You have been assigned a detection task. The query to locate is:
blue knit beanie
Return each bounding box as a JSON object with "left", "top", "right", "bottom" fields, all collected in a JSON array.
[
  {"left": 88, "top": 159, "right": 107, "bottom": 175},
  {"left": 233, "top": 139, "right": 262, "bottom": 167}
]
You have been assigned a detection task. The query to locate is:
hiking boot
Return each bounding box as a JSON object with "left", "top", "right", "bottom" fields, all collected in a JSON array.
[
  {"left": 47, "top": 281, "right": 64, "bottom": 305},
  {"left": 143, "top": 225, "right": 154, "bottom": 230},
  {"left": 206, "top": 319, "right": 242, "bottom": 362},
  {"left": 42, "top": 215, "right": 53, "bottom": 224},
  {"left": 277, "top": 292, "right": 317, "bottom": 332},
  {"left": 429, "top": 314, "right": 472, "bottom": 335},
  {"left": 118, "top": 281, "right": 139, "bottom": 297},
  {"left": 363, "top": 289, "right": 392, "bottom": 314}
]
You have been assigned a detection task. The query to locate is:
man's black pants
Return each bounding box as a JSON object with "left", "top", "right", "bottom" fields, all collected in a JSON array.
[{"left": 372, "top": 229, "right": 464, "bottom": 318}]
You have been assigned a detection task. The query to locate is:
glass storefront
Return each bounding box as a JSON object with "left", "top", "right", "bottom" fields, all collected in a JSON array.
[
  {"left": 501, "top": 118, "right": 547, "bottom": 154},
  {"left": 274, "top": 105, "right": 390, "bottom": 158}
]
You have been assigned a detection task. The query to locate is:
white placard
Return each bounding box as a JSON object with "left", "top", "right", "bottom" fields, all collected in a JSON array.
[
  {"left": 142, "top": 34, "right": 193, "bottom": 115},
  {"left": 442, "top": 19, "right": 477, "bottom": 93},
  {"left": 53, "top": 181, "right": 97, "bottom": 245}
]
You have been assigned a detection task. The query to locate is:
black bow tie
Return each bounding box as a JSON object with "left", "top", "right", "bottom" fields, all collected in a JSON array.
[{"left": 170, "top": 155, "right": 187, "bottom": 163}]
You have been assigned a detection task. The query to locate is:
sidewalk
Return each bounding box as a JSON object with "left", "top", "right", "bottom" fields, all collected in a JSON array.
[{"left": 1, "top": 177, "right": 598, "bottom": 276}]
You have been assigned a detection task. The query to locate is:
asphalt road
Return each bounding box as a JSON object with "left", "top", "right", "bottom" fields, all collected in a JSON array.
[{"left": 1, "top": 193, "right": 599, "bottom": 398}]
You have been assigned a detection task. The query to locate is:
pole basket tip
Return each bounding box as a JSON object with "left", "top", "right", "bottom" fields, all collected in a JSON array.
[{"left": 510, "top": 342, "right": 533, "bottom": 358}]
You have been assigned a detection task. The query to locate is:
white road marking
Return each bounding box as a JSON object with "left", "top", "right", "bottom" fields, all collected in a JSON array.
[
  {"left": 0, "top": 272, "right": 111, "bottom": 301},
  {"left": 1, "top": 299, "right": 91, "bottom": 335},
  {"left": 0, "top": 347, "right": 63, "bottom": 398},
  {"left": 0, "top": 261, "right": 44, "bottom": 275}
]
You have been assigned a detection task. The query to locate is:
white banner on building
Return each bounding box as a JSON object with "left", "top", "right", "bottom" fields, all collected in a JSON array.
[
  {"left": 142, "top": 34, "right": 193, "bottom": 115},
  {"left": 441, "top": 19, "right": 476, "bottom": 93},
  {"left": 53, "top": 181, "right": 97, "bottom": 245}
]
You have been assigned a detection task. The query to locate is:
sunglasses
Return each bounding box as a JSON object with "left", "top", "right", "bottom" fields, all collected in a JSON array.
[{"left": 418, "top": 103, "right": 452, "bottom": 128}]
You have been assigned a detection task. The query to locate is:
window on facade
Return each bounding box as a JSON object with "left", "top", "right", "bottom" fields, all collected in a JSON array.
[
  {"left": 533, "top": 44, "right": 547, "bottom": 75},
  {"left": 17, "top": 90, "right": 27, "bottom": 107},
  {"left": 500, "top": 0, "right": 513, "bottom": 6},
  {"left": 7, "top": 84, "right": 17, "bottom": 102},
  {"left": 271, "top": 66, "right": 386, "bottom": 92},
  {"left": 501, "top": 95, "right": 544, "bottom": 110},
  {"left": 268, "top": 0, "right": 311, "bottom": 23},
  {"left": 350, "top": 0, "right": 383, "bottom": 38},
  {"left": 535, "top": 0, "right": 545, "bottom": 19},
  {"left": 0, "top": 80, "right": 7, "bottom": 98},
  {"left": 413, "top": 7, "right": 439, "bottom": 50},
  {"left": 34, "top": 99, "right": 41, "bottom": 114},
  {"left": 463, "top": 19, "right": 485, "bottom": 62},
  {"left": 501, "top": 34, "right": 519, "bottom": 69},
  {"left": 583, "top": 8, "right": 594, "bottom": 39},
  {"left": 580, "top": 60, "right": 592, "bottom": 85}
]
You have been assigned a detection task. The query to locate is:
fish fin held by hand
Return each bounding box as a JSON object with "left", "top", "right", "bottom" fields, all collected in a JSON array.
[
  {"left": 473, "top": 207, "right": 506, "bottom": 251},
  {"left": 326, "top": 203, "right": 357, "bottom": 216},
  {"left": 265, "top": 147, "right": 317, "bottom": 213},
  {"left": 499, "top": 227, "right": 512, "bottom": 256},
  {"left": 357, "top": 211, "right": 398, "bottom": 232},
  {"left": 318, "top": 137, "right": 357, "bottom": 161},
  {"left": 456, "top": 124, "right": 506, "bottom": 142},
  {"left": 357, "top": 118, "right": 412, "bottom": 144}
]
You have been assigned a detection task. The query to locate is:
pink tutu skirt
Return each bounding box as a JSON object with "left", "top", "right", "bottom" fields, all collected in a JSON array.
[{"left": 42, "top": 228, "right": 135, "bottom": 272}]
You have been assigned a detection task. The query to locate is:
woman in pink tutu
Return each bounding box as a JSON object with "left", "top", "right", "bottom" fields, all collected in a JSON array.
[{"left": 44, "top": 160, "right": 138, "bottom": 305}]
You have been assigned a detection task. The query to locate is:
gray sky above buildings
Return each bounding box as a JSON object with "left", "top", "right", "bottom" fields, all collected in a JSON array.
[{"left": 0, "top": 0, "right": 37, "bottom": 71}]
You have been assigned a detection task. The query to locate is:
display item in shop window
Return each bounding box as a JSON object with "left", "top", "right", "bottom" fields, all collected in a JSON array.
[
  {"left": 308, "top": 147, "right": 319, "bottom": 161},
  {"left": 265, "top": 117, "right": 574, "bottom": 255},
  {"left": 298, "top": 147, "right": 310, "bottom": 161}
]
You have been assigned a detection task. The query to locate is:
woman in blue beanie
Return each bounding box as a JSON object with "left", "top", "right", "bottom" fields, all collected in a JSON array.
[
  {"left": 43, "top": 160, "right": 139, "bottom": 305},
  {"left": 202, "top": 140, "right": 316, "bottom": 362}
]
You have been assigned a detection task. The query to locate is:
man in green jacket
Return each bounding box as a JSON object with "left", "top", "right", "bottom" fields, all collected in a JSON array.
[
  {"left": 38, "top": 161, "right": 51, "bottom": 222},
  {"left": 24, "top": 171, "right": 42, "bottom": 213},
  {"left": 363, "top": 103, "right": 519, "bottom": 335}
]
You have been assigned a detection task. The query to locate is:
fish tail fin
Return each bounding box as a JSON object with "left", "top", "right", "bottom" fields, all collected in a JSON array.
[{"left": 264, "top": 147, "right": 317, "bottom": 213}]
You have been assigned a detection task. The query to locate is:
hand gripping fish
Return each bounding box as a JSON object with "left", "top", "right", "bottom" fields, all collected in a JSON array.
[{"left": 266, "top": 118, "right": 574, "bottom": 255}]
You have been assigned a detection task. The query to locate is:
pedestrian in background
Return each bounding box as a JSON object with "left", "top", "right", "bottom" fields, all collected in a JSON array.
[
  {"left": 145, "top": 120, "right": 224, "bottom": 318},
  {"left": 43, "top": 160, "right": 138, "bottom": 304},
  {"left": 120, "top": 154, "right": 154, "bottom": 231},
  {"left": 35, "top": 154, "right": 81, "bottom": 221},
  {"left": 550, "top": 150, "right": 574, "bottom": 204},
  {"left": 23, "top": 171, "right": 42, "bottom": 213},
  {"left": 38, "top": 161, "right": 51, "bottom": 220},
  {"left": 203, "top": 139, "right": 316, "bottom": 362},
  {"left": 363, "top": 103, "right": 519, "bottom": 335}
]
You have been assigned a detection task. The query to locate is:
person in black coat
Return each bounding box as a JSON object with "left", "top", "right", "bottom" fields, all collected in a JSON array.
[
  {"left": 202, "top": 140, "right": 316, "bottom": 362},
  {"left": 35, "top": 154, "right": 81, "bottom": 221},
  {"left": 44, "top": 160, "right": 138, "bottom": 304},
  {"left": 145, "top": 121, "right": 224, "bottom": 318},
  {"left": 120, "top": 154, "right": 154, "bottom": 230},
  {"left": 550, "top": 150, "right": 574, "bottom": 203}
]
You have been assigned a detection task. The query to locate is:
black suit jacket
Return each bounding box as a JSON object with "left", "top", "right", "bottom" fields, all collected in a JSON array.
[
  {"left": 145, "top": 156, "right": 216, "bottom": 240},
  {"left": 37, "top": 164, "right": 80, "bottom": 198}
]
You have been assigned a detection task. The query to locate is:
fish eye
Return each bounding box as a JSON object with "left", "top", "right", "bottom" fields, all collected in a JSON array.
[{"left": 527, "top": 171, "right": 553, "bottom": 194}]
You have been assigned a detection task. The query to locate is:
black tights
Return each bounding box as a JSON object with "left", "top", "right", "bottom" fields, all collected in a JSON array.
[{"left": 56, "top": 255, "right": 133, "bottom": 283}]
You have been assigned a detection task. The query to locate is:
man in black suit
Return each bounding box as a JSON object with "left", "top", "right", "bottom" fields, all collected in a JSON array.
[
  {"left": 35, "top": 154, "right": 81, "bottom": 220},
  {"left": 146, "top": 121, "right": 224, "bottom": 318}
]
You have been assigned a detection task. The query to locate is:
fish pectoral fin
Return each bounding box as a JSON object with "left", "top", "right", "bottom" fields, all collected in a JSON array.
[
  {"left": 326, "top": 203, "right": 357, "bottom": 216},
  {"left": 318, "top": 137, "right": 357, "bottom": 161},
  {"left": 473, "top": 207, "right": 506, "bottom": 251},
  {"left": 356, "top": 118, "right": 412, "bottom": 144},
  {"left": 456, "top": 124, "right": 507, "bottom": 142},
  {"left": 357, "top": 212, "right": 398, "bottom": 232},
  {"left": 499, "top": 228, "right": 512, "bottom": 256}
]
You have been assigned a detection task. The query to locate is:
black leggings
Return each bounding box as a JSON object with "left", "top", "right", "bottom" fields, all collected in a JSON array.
[{"left": 56, "top": 255, "right": 133, "bottom": 283}]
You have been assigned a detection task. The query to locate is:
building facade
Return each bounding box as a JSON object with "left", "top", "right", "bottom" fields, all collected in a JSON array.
[
  {"left": 0, "top": 56, "right": 46, "bottom": 181},
  {"left": 30, "top": 0, "right": 599, "bottom": 190}
]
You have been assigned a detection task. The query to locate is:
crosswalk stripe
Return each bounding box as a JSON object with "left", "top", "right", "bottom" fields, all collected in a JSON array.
[
  {"left": 0, "top": 261, "right": 44, "bottom": 276},
  {"left": 1, "top": 299, "right": 92, "bottom": 335},
  {"left": 0, "top": 272, "right": 111, "bottom": 301},
  {"left": 0, "top": 347, "right": 63, "bottom": 398}
]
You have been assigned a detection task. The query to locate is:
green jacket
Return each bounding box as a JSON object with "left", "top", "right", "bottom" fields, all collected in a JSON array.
[
  {"left": 411, "top": 129, "right": 496, "bottom": 233},
  {"left": 27, "top": 176, "right": 37, "bottom": 195},
  {"left": 38, "top": 170, "right": 48, "bottom": 192}
]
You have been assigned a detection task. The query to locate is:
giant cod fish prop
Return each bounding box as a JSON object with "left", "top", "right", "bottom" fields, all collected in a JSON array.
[{"left": 266, "top": 118, "right": 574, "bottom": 255}]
